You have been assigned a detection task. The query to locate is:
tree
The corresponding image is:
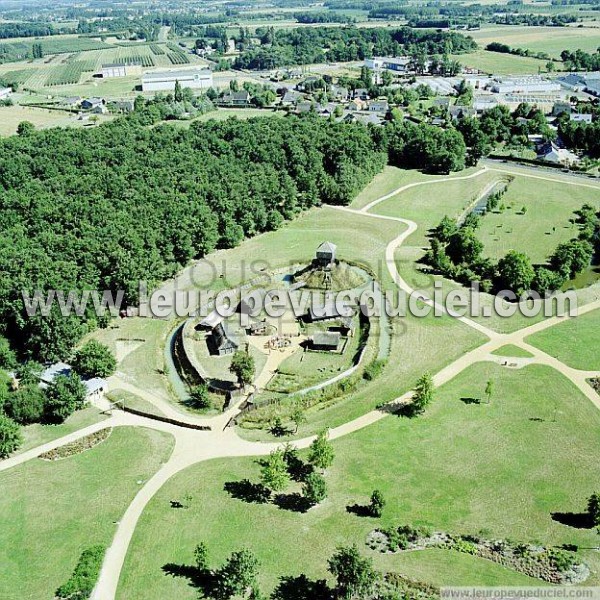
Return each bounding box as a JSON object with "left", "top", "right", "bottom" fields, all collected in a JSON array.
[
  {"left": 174, "top": 80, "right": 183, "bottom": 103},
  {"left": 410, "top": 372, "right": 434, "bottom": 415},
  {"left": 0, "top": 414, "right": 22, "bottom": 458},
  {"left": 3, "top": 385, "right": 45, "bottom": 424},
  {"left": 290, "top": 405, "right": 306, "bottom": 433},
  {"left": 229, "top": 350, "right": 255, "bottom": 388},
  {"left": 496, "top": 250, "right": 535, "bottom": 296},
  {"left": 302, "top": 471, "right": 327, "bottom": 505},
  {"left": 308, "top": 429, "right": 334, "bottom": 471},
  {"left": 328, "top": 545, "right": 375, "bottom": 598},
  {"left": 16, "top": 121, "right": 34, "bottom": 136},
  {"left": 588, "top": 492, "right": 600, "bottom": 527},
  {"left": 194, "top": 542, "right": 209, "bottom": 573},
  {"left": 370, "top": 489, "right": 385, "bottom": 517},
  {"left": 215, "top": 549, "right": 260, "bottom": 600},
  {"left": 43, "top": 374, "right": 87, "bottom": 423},
  {"left": 72, "top": 340, "right": 117, "bottom": 378},
  {"left": 485, "top": 380, "right": 493, "bottom": 404},
  {"left": 0, "top": 335, "right": 16, "bottom": 369},
  {"left": 189, "top": 383, "right": 211, "bottom": 409},
  {"left": 381, "top": 69, "right": 393, "bottom": 87},
  {"left": 260, "top": 448, "right": 290, "bottom": 492}
]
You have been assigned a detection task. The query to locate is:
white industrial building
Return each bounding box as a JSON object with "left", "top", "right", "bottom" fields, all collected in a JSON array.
[
  {"left": 490, "top": 77, "right": 561, "bottom": 94},
  {"left": 364, "top": 56, "right": 411, "bottom": 72},
  {"left": 141, "top": 68, "right": 213, "bottom": 92}
]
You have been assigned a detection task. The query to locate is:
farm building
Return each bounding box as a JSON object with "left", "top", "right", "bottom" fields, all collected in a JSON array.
[
  {"left": 315, "top": 241, "right": 337, "bottom": 266},
  {"left": 209, "top": 322, "right": 239, "bottom": 356},
  {"left": 141, "top": 68, "right": 213, "bottom": 92},
  {"left": 101, "top": 63, "right": 142, "bottom": 78},
  {"left": 310, "top": 331, "right": 341, "bottom": 352},
  {"left": 248, "top": 320, "right": 268, "bottom": 335}
]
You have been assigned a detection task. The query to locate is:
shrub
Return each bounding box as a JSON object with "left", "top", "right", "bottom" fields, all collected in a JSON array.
[{"left": 56, "top": 545, "right": 106, "bottom": 599}]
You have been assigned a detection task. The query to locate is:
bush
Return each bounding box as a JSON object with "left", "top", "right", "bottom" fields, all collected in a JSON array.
[
  {"left": 55, "top": 545, "right": 106, "bottom": 599},
  {"left": 3, "top": 385, "right": 45, "bottom": 424},
  {"left": 0, "top": 413, "right": 22, "bottom": 458},
  {"left": 363, "top": 359, "right": 386, "bottom": 381},
  {"left": 452, "top": 539, "right": 478, "bottom": 555}
]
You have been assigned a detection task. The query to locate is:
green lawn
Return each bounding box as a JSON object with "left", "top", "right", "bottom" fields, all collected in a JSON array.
[
  {"left": 0, "top": 426, "right": 174, "bottom": 600},
  {"left": 451, "top": 49, "right": 548, "bottom": 76},
  {"left": 18, "top": 406, "right": 108, "bottom": 454},
  {"left": 118, "top": 363, "right": 600, "bottom": 599},
  {"left": 171, "top": 205, "right": 406, "bottom": 295},
  {"left": 351, "top": 166, "right": 484, "bottom": 211},
  {"left": 491, "top": 344, "right": 534, "bottom": 358},
  {"left": 525, "top": 308, "right": 600, "bottom": 371},
  {"left": 477, "top": 176, "right": 600, "bottom": 264},
  {"left": 88, "top": 318, "right": 175, "bottom": 401},
  {"left": 372, "top": 170, "right": 504, "bottom": 246}
]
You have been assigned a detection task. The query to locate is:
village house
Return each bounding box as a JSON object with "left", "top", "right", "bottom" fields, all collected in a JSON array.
[
  {"left": 310, "top": 331, "right": 341, "bottom": 352},
  {"left": 537, "top": 141, "right": 579, "bottom": 166},
  {"left": 570, "top": 113, "right": 593, "bottom": 124},
  {"left": 368, "top": 99, "right": 389, "bottom": 113},
  {"left": 39, "top": 362, "right": 107, "bottom": 402},
  {"left": 81, "top": 97, "right": 105, "bottom": 111},
  {"left": 209, "top": 322, "right": 238, "bottom": 356},
  {"left": 220, "top": 90, "right": 252, "bottom": 107},
  {"left": 0, "top": 87, "right": 12, "bottom": 100}
]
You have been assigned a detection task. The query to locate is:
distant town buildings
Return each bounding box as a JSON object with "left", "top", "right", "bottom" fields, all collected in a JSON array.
[{"left": 141, "top": 68, "right": 213, "bottom": 92}]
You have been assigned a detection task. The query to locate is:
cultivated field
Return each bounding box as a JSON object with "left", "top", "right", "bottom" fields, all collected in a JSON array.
[
  {"left": 468, "top": 24, "right": 600, "bottom": 57},
  {"left": 117, "top": 363, "right": 600, "bottom": 598}
]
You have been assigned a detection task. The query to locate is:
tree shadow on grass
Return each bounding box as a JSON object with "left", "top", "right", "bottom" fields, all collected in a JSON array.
[
  {"left": 223, "top": 479, "right": 271, "bottom": 504},
  {"left": 284, "top": 453, "right": 314, "bottom": 483},
  {"left": 162, "top": 563, "right": 217, "bottom": 595},
  {"left": 273, "top": 492, "right": 312, "bottom": 513},
  {"left": 551, "top": 512, "right": 594, "bottom": 529},
  {"left": 271, "top": 574, "right": 333, "bottom": 600},
  {"left": 460, "top": 397, "right": 481, "bottom": 405},
  {"left": 346, "top": 503, "right": 373, "bottom": 517}
]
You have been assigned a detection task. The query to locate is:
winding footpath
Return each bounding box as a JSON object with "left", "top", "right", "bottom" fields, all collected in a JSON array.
[{"left": 1, "top": 164, "right": 599, "bottom": 599}]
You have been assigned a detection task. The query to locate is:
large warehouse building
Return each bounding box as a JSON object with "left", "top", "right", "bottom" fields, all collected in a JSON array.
[{"left": 141, "top": 68, "right": 213, "bottom": 92}]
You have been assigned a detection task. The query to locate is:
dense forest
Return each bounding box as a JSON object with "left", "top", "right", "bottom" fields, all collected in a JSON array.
[
  {"left": 0, "top": 115, "right": 385, "bottom": 362},
  {"left": 233, "top": 26, "right": 477, "bottom": 69}
]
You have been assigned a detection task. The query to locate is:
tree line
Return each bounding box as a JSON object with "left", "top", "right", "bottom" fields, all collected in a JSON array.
[{"left": 233, "top": 26, "right": 477, "bottom": 70}]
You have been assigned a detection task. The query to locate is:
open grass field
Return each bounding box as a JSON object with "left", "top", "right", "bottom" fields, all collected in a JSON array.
[
  {"left": 477, "top": 176, "right": 600, "bottom": 264},
  {"left": 169, "top": 205, "right": 407, "bottom": 295},
  {"left": 372, "top": 169, "right": 503, "bottom": 246},
  {"left": 118, "top": 363, "right": 600, "bottom": 598},
  {"left": 491, "top": 344, "right": 534, "bottom": 358},
  {"left": 468, "top": 24, "right": 600, "bottom": 58},
  {"left": 451, "top": 49, "right": 549, "bottom": 75},
  {"left": 18, "top": 406, "right": 108, "bottom": 454},
  {"left": 0, "top": 427, "right": 174, "bottom": 600},
  {"left": 526, "top": 307, "right": 600, "bottom": 371},
  {"left": 0, "top": 104, "right": 111, "bottom": 136},
  {"left": 88, "top": 318, "right": 175, "bottom": 401}
]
